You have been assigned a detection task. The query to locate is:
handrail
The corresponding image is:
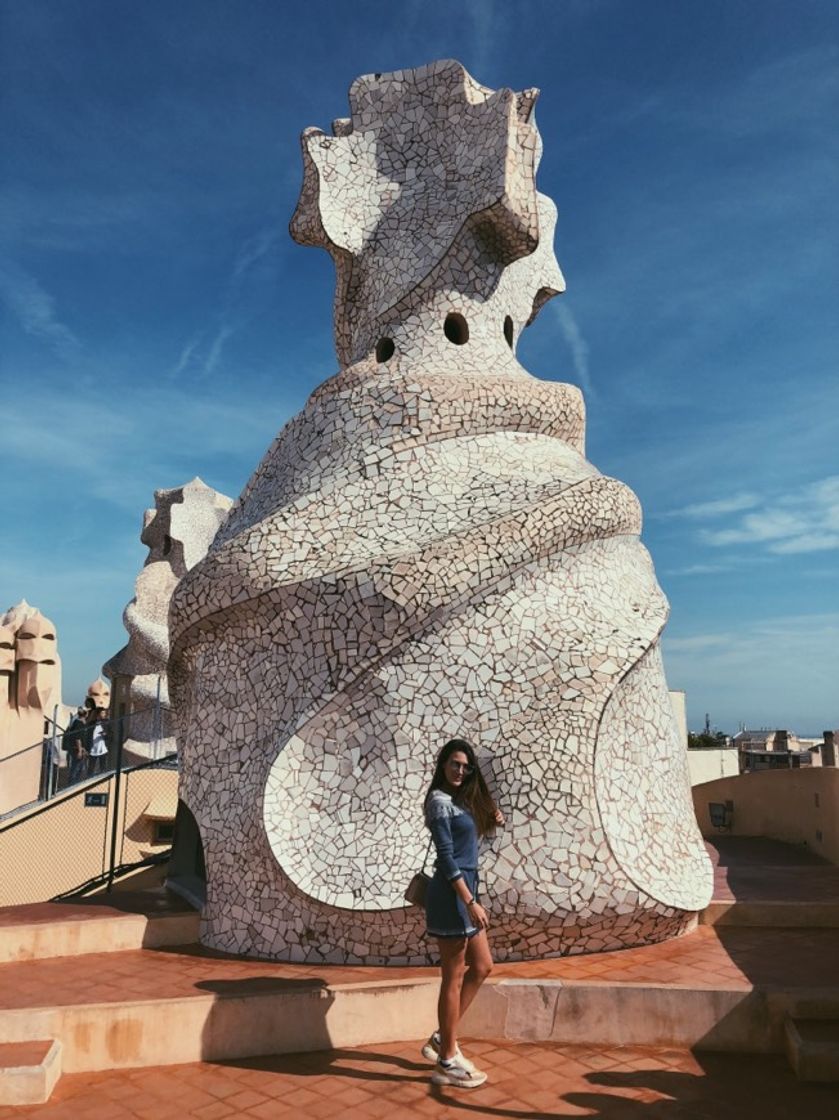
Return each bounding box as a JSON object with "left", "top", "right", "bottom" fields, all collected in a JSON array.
[
  {"left": 0, "top": 753, "right": 178, "bottom": 834},
  {"left": 0, "top": 701, "right": 174, "bottom": 762}
]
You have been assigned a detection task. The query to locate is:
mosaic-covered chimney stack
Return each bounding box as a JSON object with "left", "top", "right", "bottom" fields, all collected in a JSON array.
[
  {"left": 104, "top": 478, "right": 232, "bottom": 759},
  {"left": 0, "top": 601, "right": 62, "bottom": 815},
  {"left": 169, "top": 60, "right": 713, "bottom": 963}
]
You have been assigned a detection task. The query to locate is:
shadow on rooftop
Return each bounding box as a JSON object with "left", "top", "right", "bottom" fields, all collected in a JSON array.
[
  {"left": 207, "top": 1045, "right": 839, "bottom": 1119},
  {"left": 194, "top": 976, "right": 328, "bottom": 994},
  {"left": 707, "top": 834, "right": 838, "bottom": 904},
  {"left": 702, "top": 835, "right": 839, "bottom": 994},
  {"left": 565, "top": 1052, "right": 839, "bottom": 1119},
  {"left": 189, "top": 838, "right": 839, "bottom": 1113}
]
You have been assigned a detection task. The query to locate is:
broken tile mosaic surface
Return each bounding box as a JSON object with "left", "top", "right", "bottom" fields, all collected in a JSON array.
[{"left": 169, "top": 59, "right": 713, "bottom": 964}]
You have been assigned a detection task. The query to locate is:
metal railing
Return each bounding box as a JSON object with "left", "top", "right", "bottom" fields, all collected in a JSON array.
[
  {"left": 0, "top": 740, "right": 179, "bottom": 906},
  {"left": 0, "top": 699, "right": 173, "bottom": 822}
]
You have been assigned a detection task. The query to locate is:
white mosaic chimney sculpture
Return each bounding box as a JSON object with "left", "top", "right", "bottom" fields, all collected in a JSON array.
[
  {"left": 170, "top": 60, "right": 713, "bottom": 963},
  {"left": 104, "top": 478, "right": 232, "bottom": 757},
  {"left": 0, "top": 601, "right": 62, "bottom": 815}
]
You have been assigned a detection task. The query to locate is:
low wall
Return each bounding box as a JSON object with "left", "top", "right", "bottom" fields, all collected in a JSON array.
[
  {"left": 688, "top": 749, "right": 739, "bottom": 786},
  {"left": 693, "top": 768, "right": 839, "bottom": 865}
]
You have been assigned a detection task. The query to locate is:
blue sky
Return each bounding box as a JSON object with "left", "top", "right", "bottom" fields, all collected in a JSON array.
[{"left": 1, "top": 0, "right": 836, "bottom": 733}]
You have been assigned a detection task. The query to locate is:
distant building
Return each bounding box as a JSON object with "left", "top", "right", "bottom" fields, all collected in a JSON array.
[
  {"left": 733, "top": 728, "right": 820, "bottom": 771},
  {"left": 810, "top": 730, "right": 838, "bottom": 768}
]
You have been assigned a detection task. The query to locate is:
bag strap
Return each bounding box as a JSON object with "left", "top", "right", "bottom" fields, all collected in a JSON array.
[{"left": 421, "top": 834, "right": 434, "bottom": 872}]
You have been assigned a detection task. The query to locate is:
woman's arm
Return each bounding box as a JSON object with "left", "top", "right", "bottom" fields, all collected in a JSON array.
[
  {"left": 427, "top": 811, "right": 463, "bottom": 883},
  {"left": 426, "top": 796, "right": 491, "bottom": 930}
]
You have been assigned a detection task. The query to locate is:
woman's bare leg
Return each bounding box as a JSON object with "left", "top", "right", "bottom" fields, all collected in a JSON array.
[
  {"left": 437, "top": 937, "right": 467, "bottom": 1059},
  {"left": 458, "top": 930, "right": 493, "bottom": 1019}
]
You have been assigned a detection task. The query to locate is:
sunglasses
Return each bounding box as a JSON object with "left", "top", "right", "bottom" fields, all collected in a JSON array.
[{"left": 447, "top": 761, "right": 474, "bottom": 774}]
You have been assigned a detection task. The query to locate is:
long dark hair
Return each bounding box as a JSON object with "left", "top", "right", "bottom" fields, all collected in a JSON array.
[{"left": 424, "top": 738, "right": 498, "bottom": 838}]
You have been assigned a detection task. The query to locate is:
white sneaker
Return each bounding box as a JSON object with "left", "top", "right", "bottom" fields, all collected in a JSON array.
[
  {"left": 421, "top": 1032, "right": 477, "bottom": 1073},
  {"left": 431, "top": 1056, "right": 487, "bottom": 1089}
]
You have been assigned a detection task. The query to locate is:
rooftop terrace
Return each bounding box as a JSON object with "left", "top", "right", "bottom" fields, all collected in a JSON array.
[{"left": 0, "top": 837, "right": 838, "bottom": 1115}]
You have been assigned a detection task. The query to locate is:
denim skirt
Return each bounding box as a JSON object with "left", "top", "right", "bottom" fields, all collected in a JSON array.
[{"left": 425, "top": 868, "right": 480, "bottom": 939}]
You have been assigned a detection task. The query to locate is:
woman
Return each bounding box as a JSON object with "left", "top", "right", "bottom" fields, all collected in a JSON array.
[{"left": 422, "top": 738, "right": 503, "bottom": 1089}]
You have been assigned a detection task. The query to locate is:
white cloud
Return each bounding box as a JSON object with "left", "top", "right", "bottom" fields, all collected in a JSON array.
[
  {"left": 0, "top": 377, "right": 294, "bottom": 512},
  {"left": 672, "top": 493, "right": 759, "bottom": 519},
  {"left": 688, "top": 476, "right": 839, "bottom": 556},
  {"left": 177, "top": 228, "right": 279, "bottom": 382},
  {"left": 701, "top": 44, "right": 838, "bottom": 141},
  {"left": 550, "top": 301, "right": 594, "bottom": 398},
  {"left": 702, "top": 509, "right": 809, "bottom": 546},
  {"left": 203, "top": 322, "right": 237, "bottom": 378},
  {"left": 0, "top": 259, "right": 79, "bottom": 354},
  {"left": 666, "top": 563, "right": 729, "bottom": 576},
  {"left": 665, "top": 633, "right": 731, "bottom": 653},
  {"left": 770, "top": 533, "right": 839, "bottom": 556},
  {"left": 232, "top": 228, "right": 277, "bottom": 283},
  {"left": 172, "top": 332, "right": 203, "bottom": 378}
]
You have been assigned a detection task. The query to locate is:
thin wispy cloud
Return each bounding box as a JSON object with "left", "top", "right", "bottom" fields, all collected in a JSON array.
[
  {"left": 550, "top": 301, "right": 594, "bottom": 398},
  {"left": 464, "top": 0, "right": 497, "bottom": 79},
  {"left": 202, "top": 322, "right": 237, "bottom": 378},
  {"left": 172, "top": 332, "right": 203, "bottom": 378},
  {"left": 1, "top": 377, "right": 293, "bottom": 506},
  {"left": 699, "top": 43, "right": 838, "bottom": 140},
  {"left": 666, "top": 563, "right": 729, "bottom": 577},
  {"left": 232, "top": 228, "right": 278, "bottom": 283},
  {"left": 698, "top": 476, "right": 839, "bottom": 555},
  {"left": 671, "top": 493, "right": 759, "bottom": 519},
  {"left": 771, "top": 533, "right": 839, "bottom": 556},
  {"left": 0, "top": 259, "right": 79, "bottom": 355},
  {"left": 176, "top": 227, "right": 279, "bottom": 381}
]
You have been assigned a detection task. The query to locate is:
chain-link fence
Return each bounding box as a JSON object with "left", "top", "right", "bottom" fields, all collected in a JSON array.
[{"left": 0, "top": 711, "right": 179, "bottom": 906}]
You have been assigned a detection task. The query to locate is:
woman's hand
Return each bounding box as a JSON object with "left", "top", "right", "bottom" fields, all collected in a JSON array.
[
  {"left": 494, "top": 808, "right": 505, "bottom": 827},
  {"left": 467, "top": 900, "right": 490, "bottom": 930}
]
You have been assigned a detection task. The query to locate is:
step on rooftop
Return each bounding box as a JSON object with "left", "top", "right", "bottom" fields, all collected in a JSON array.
[{"left": 0, "top": 838, "right": 837, "bottom": 1112}]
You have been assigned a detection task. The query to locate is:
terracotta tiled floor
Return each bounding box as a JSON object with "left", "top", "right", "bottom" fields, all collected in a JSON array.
[
  {"left": 707, "top": 837, "right": 839, "bottom": 903},
  {"left": 3, "top": 924, "right": 839, "bottom": 1012},
  {"left": 1, "top": 839, "right": 838, "bottom": 1115},
  {"left": 0, "top": 891, "right": 194, "bottom": 927},
  {"left": 0, "top": 1039, "right": 836, "bottom": 1119}
]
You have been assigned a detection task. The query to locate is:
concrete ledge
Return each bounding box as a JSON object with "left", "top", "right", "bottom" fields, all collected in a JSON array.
[
  {"left": 1, "top": 976, "right": 833, "bottom": 1074},
  {"left": 0, "top": 1039, "right": 61, "bottom": 1106},
  {"left": 0, "top": 979, "right": 440, "bottom": 1073},
  {"left": 0, "top": 908, "right": 199, "bottom": 964},
  {"left": 464, "top": 980, "right": 790, "bottom": 1053},
  {"left": 702, "top": 900, "right": 839, "bottom": 929}
]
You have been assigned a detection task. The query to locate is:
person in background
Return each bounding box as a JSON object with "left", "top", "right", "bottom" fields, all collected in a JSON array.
[
  {"left": 86, "top": 706, "right": 113, "bottom": 776},
  {"left": 63, "top": 700, "right": 93, "bottom": 785}
]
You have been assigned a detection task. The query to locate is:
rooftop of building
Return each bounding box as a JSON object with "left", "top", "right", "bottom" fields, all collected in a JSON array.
[{"left": 1, "top": 834, "right": 838, "bottom": 1116}]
